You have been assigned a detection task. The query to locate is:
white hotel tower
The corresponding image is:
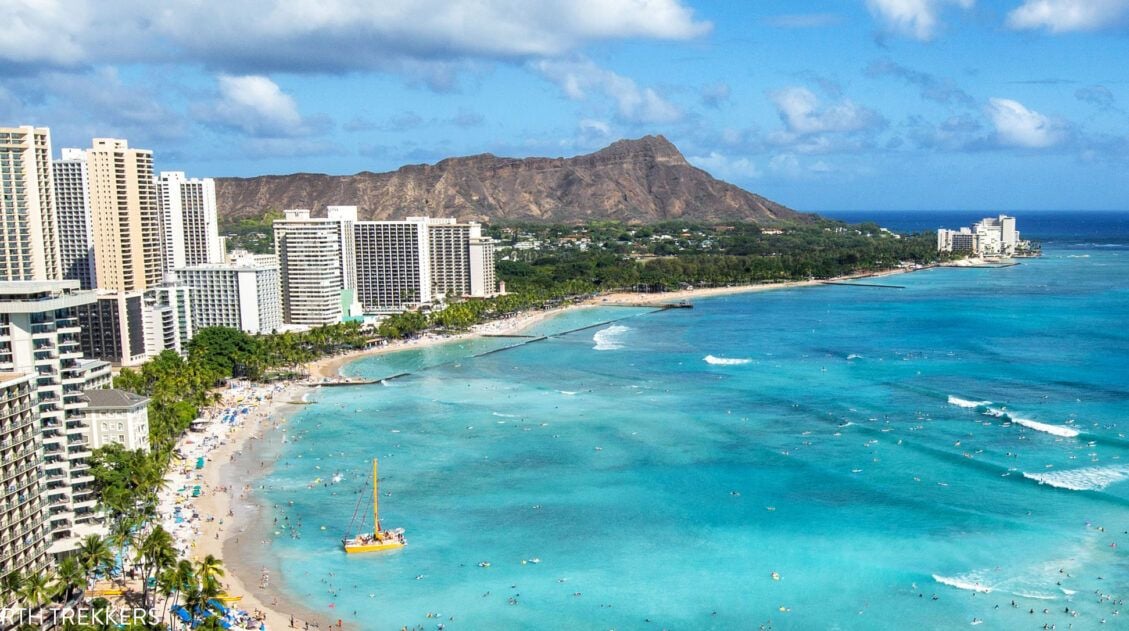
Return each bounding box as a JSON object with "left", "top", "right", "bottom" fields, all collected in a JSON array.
[
  {"left": 157, "top": 171, "right": 222, "bottom": 272},
  {"left": 273, "top": 207, "right": 358, "bottom": 326}
]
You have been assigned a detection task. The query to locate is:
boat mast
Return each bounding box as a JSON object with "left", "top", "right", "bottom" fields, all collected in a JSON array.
[{"left": 373, "top": 458, "right": 381, "bottom": 532}]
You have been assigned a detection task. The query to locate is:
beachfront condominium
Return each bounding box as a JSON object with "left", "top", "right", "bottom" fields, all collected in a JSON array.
[
  {"left": 353, "top": 217, "right": 432, "bottom": 313},
  {"left": 0, "top": 126, "right": 63, "bottom": 282},
  {"left": 0, "top": 371, "right": 50, "bottom": 603},
  {"left": 81, "top": 389, "right": 151, "bottom": 452},
  {"left": 938, "top": 214, "right": 1021, "bottom": 257},
  {"left": 352, "top": 217, "right": 498, "bottom": 313},
  {"left": 157, "top": 171, "right": 222, "bottom": 273},
  {"left": 173, "top": 252, "right": 283, "bottom": 334},
  {"left": 86, "top": 138, "right": 163, "bottom": 292},
  {"left": 469, "top": 229, "right": 498, "bottom": 298},
  {"left": 53, "top": 148, "right": 97, "bottom": 289},
  {"left": 422, "top": 218, "right": 497, "bottom": 301},
  {"left": 0, "top": 281, "right": 112, "bottom": 554},
  {"left": 274, "top": 207, "right": 359, "bottom": 326}
]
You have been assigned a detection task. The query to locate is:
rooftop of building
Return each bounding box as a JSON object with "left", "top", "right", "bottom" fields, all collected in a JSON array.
[
  {"left": 0, "top": 280, "right": 94, "bottom": 310},
  {"left": 0, "top": 371, "right": 28, "bottom": 386},
  {"left": 80, "top": 389, "right": 150, "bottom": 410}
]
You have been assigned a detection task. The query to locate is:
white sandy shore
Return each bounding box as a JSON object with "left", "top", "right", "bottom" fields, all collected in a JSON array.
[
  {"left": 169, "top": 265, "right": 927, "bottom": 626},
  {"left": 155, "top": 380, "right": 330, "bottom": 630}
]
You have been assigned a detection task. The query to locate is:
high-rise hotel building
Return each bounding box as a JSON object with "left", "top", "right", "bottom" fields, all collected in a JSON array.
[
  {"left": 428, "top": 219, "right": 496, "bottom": 300},
  {"left": 76, "top": 139, "right": 194, "bottom": 366},
  {"left": 273, "top": 207, "right": 358, "bottom": 326},
  {"left": 157, "top": 171, "right": 222, "bottom": 272},
  {"left": 354, "top": 217, "right": 431, "bottom": 313},
  {"left": 274, "top": 209, "right": 499, "bottom": 321},
  {"left": 53, "top": 148, "right": 97, "bottom": 289},
  {"left": 174, "top": 252, "right": 282, "bottom": 335},
  {"left": 353, "top": 217, "right": 497, "bottom": 314},
  {"left": 0, "top": 126, "right": 62, "bottom": 282},
  {"left": 0, "top": 371, "right": 49, "bottom": 602},
  {"left": 0, "top": 281, "right": 111, "bottom": 554},
  {"left": 85, "top": 138, "right": 163, "bottom": 293}
]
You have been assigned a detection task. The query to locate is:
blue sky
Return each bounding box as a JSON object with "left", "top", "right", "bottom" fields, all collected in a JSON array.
[{"left": 3, "top": 0, "right": 1128, "bottom": 211}]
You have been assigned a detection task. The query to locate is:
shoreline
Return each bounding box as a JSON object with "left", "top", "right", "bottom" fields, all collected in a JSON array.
[
  {"left": 309, "top": 265, "right": 924, "bottom": 380},
  {"left": 156, "top": 381, "right": 333, "bottom": 630}
]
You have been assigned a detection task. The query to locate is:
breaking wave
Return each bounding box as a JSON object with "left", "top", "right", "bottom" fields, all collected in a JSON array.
[
  {"left": 593, "top": 325, "right": 629, "bottom": 351},
  {"left": 947, "top": 395, "right": 989, "bottom": 409},
  {"left": 1009, "top": 416, "right": 1079, "bottom": 438},
  {"left": 704, "top": 355, "right": 751, "bottom": 366},
  {"left": 950, "top": 396, "right": 1079, "bottom": 438},
  {"left": 932, "top": 573, "right": 992, "bottom": 593},
  {"left": 1022, "top": 465, "right": 1129, "bottom": 491}
]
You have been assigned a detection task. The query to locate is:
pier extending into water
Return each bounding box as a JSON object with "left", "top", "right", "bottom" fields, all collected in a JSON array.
[
  {"left": 603, "top": 301, "right": 694, "bottom": 309},
  {"left": 822, "top": 281, "right": 906, "bottom": 289}
]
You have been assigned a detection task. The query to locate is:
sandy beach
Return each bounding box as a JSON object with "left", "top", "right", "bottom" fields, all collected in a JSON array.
[
  {"left": 169, "top": 265, "right": 927, "bottom": 627},
  {"left": 155, "top": 380, "right": 332, "bottom": 630}
]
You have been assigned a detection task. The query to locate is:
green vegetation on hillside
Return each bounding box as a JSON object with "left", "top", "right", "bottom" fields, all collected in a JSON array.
[{"left": 220, "top": 210, "right": 282, "bottom": 254}]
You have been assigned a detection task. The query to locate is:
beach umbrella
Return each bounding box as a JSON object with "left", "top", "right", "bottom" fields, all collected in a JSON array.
[{"left": 172, "top": 605, "right": 192, "bottom": 622}]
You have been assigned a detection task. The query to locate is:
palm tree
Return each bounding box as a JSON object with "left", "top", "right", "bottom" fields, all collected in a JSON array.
[
  {"left": 154, "top": 566, "right": 178, "bottom": 626},
  {"left": 76, "top": 534, "right": 115, "bottom": 585},
  {"left": 162, "top": 559, "right": 195, "bottom": 624},
  {"left": 195, "top": 554, "right": 225, "bottom": 598},
  {"left": 1, "top": 569, "right": 21, "bottom": 607},
  {"left": 56, "top": 556, "right": 85, "bottom": 604},
  {"left": 18, "top": 570, "right": 57, "bottom": 608},
  {"left": 137, "top": 526, "right": 176, "bottom": 608},
  {"left": 107, "top": 515, "right": 138, "bottom": 580}
]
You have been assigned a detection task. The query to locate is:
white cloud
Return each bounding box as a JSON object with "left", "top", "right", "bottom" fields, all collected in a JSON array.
[
  {"left": 1006, "top": 0, "right": 1129, "bottom": 33},
  {"left": 986, "top": 97, "right": 1065, "bottom": 148},
  {"left": 0, "top": 1, "right": 709, "bottom": 72},
  {"left": 534, "top": 58, "right": 683, "bottom": 124},
  {"left": 770, "top": 87, "right": 882, "bottom": 136},
  {"left": 866, "top": 0, "right": 975, "bottom": 40},
  {"left": 688, "top": 151, "right": 761, "bottom": 179},
  {"left": 199, "top": 75, "right": 308, "bottom": 137}
]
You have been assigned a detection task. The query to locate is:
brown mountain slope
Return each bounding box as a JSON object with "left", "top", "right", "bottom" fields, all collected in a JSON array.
[{"left": 214, "top": 135, "right": 802, "bottom": 224}]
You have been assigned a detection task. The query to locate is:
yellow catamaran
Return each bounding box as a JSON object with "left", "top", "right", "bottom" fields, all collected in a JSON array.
[{"left": 342, "top": 458, "right": 406, "bottom": 553}]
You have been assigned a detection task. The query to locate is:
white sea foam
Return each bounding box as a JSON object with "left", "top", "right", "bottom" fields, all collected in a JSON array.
[
  {"left": 593, "top": 325, "right": 629, "bottom": 351},
  {"left": 704, "top": 355, "right": 751, "bottom": 366},
  {"left": 932, "top": 574, "right": 992, "bottom": 593},
  {"left": 846, "top": 353, "right": 863, "bottom": 360},
  {"left": 947, "top": 395, "right": 989, "bottom": 409},
  {"left": 1012, "top": 591, "right": 1056, "bottom": 601},
  {"left": 1023, "top": 465, "right": 1129, "bottom": 491},
  {"left": 1010, "top": 416, "right": 1080, "bottom": 438},
  {"left": 559, "top": 390, "right": 577, "bottom": 396},
  {"left": 492, "top": 412, "right": 516, "bottom": 418}
]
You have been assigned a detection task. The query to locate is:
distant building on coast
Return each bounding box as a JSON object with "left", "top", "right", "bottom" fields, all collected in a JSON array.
[
  {"left": 157, "top": 171, "right": 223, "bottom": 272},
  {"left": 937, "top": 214, "right": 1029, "bottom": 257},
  {"left": 273, "top": 207, "right": 361, "bottom": 326},
  {"left": 173, "top": 251, "right": 283, "bottom": 334},
  {"left": 274, "top": 209, "right": 499, "bottom": 323}
]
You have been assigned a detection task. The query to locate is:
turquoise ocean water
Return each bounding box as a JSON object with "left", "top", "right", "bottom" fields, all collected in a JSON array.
[{"left": 253, "top": 212, "right": 1128, "bottom": 629}]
